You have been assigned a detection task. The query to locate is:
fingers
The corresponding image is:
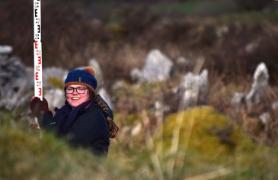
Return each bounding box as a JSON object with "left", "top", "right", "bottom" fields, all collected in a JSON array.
[
  {"left": 42, "top": 98, "right": 47, "bottom": 104},
  {"left": 32, "top": 97, "right": 47, "bottom": 104},
  {"left": 32, "top": 96, "right": 41, "bottom": 102},
  {"left": 30, "top": 97, "right": 39, "bottom": 108},
  {"left": 32, "top": 96, "right": 40, "bottom": 100},
  {"left": 30, "top": 97, "right": 43, "bottom": 116}
]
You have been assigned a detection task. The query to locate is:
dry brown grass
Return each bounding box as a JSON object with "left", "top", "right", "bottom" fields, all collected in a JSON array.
[{"left": 1, "top": 1, "right": 278, "bottom": 85}]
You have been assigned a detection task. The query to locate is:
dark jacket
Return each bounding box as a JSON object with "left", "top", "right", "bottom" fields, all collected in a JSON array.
[{"left": 41, "top": 100, "right": 110, "bottom": 156}]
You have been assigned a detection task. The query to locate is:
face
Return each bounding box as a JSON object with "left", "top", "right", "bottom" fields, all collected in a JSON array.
[{"left": 65, "top": 84, "right": 90, "bottom": 107}]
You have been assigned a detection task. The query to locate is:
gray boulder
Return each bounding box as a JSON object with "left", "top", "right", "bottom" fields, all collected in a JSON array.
[
  {"left": 231, "top": 62, "right": 270, "bottom": 113},
  {"left": 246, "top": 62, "right": 269, "bottom": 112},
  {"left": 230, "top": 62, "right": 275, "bottom": 135},
  {"left": 231, "top": 92, "right": 245, "bottom": 107},
  {"left": 43, "top": 67, "right": 68, "bottom": 88},
  {"left": 0, "top": 45, "right": 13, "bottom": 55},
  {"left": 272, "top": 101, "right": 278, "bottom": 112},
  {"left": 130, "top": 49, "right": 173, "bottom": 83},
  {"left": 98, "top": 88, "right": 113, "bottom": 110},
  {"left": 0, "top": 47, "right": 32, "bottom": 110},
  {"left": 174, "top": 56, "right": 194, "bottom": 73},
  {"left": 177, "top": 70, "right": 208, "bottom": 109},
  {"left": 44, "top": 88, "right": 65, "bottom": 111}
]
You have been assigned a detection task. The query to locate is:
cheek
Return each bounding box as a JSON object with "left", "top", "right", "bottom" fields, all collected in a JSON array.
[
  {"left": 66, "top": 94, "right": 72, "bottom": 101},
  {"left": 81, "top": 94, "right": 90, "bottom": 102}
]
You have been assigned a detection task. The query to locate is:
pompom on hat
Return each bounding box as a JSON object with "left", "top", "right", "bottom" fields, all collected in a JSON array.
[{"left": 64, "top": 67, "right": 97, "bottom": 90}]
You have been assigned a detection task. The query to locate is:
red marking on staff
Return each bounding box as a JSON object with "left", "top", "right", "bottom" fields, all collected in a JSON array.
[
  {"left": 34, "top": 41, "right": 38, "bottom": 49},
  {"left": 35, "top": 72, "right": 39, "bottom": 80},
  {"left": 38, "top": 56, "right": 42, "bottom": 64},
  {"left": 38, "top": 88, "right": 42, "bottom": 96}
]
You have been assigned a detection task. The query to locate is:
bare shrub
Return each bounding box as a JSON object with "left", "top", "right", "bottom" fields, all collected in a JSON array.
[
  {"left": 234, "top": 0, "right": 272, "bottom": 10},
  {"left": 0, "top": 0, "right": 106, "bottom": 68}
]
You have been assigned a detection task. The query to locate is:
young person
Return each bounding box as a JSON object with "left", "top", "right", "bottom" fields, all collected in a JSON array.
[{"left": 30, "top": 67, "right": 118, "bottom": 156}]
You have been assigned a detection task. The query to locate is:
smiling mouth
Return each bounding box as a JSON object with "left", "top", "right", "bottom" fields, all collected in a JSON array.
[{"left": 71, "top": 97, "right": 80, "bottom": 100}]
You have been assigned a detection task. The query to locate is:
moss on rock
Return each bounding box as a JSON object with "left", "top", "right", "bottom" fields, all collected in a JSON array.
[{"left": 156, "top": 106, "right": 255, "bottom": 162}]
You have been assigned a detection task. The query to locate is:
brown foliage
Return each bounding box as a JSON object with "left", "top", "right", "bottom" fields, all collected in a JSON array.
[
  {"left": 1, "top": 0, "right": 278, "bottom": 84},
  {"left": 0, "top": 0, "right": 106, "bottom": 68}
]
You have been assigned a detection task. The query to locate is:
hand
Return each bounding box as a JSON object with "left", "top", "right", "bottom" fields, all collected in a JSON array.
[{"left": 30, "top": 97, "right": 50, "bottom": 117}]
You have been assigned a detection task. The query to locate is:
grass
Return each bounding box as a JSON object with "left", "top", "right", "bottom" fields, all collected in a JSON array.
[
  {"left": 219, "top": 10, "right": 278, "bottom": 24},
  {"left": 150, "top": 0, "right": 237, "bottom": 15},
  {"left": 154, "top": 107, "right": 278, "bottom": 179},
  {"left": 0, "top": 107, "right": 278, "bottom": 179},
  {"left": 151, "top": 1, "right": 199, "bottom": 14}
]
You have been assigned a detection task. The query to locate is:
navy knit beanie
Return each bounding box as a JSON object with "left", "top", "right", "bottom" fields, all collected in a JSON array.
[{"left": 64, "top": 67, "right": 97, "bottom": 90}]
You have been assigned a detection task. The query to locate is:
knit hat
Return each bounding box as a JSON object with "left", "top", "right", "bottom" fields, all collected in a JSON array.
[{"left": 64, "top": 67, "right": 97, "bottom": 90}]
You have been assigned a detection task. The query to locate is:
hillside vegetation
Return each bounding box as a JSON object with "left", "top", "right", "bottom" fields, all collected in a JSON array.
[
  {"left": 1, "top": 0, "right": 278, "bottom": 179},
  {"left": 1, "top": 107, "right": 278, "bottom": 179}
]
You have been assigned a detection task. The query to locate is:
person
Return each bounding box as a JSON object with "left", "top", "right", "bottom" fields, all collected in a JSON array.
[{"left": 30, "top": 67, "right": 119, "bottom": 156}]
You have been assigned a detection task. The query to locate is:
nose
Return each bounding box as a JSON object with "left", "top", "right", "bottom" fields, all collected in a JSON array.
[{"left": 72, "top": 89, "right": 78, "bottom": 95}]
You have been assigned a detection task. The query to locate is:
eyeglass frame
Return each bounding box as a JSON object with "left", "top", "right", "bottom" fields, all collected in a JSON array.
[{"left": 65, "top": 86, "right": 88, "bottom": 94}]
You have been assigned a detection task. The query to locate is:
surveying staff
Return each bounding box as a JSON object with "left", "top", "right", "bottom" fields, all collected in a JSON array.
[{"left": 30, "top": 67, "right": 119, "bottom": 156}]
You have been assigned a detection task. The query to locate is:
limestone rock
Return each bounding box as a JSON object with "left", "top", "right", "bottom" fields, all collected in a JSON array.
[
  {"left": 0, "top": 47, "right": 32, "bottom": 110},
  {"left": 130, "top": 49, "right": 173, "bottom": 83},
  {"left": 246, "top": 62, "right": 269, "bottom": 112},
  {"left": 44, "top": 88, "right": 65, "bottom": 111},
  {"left": 0, "top": 45, "right": 12, "bottom": 55},
  {"left": 43, "top": 67, "right": 68, "bottom": 88},
  {"left": 177, "top": 70, "right": 208, "bottom": 109},
  {"left": 98, "top": 88, "right": 113, "bottom": 110}
]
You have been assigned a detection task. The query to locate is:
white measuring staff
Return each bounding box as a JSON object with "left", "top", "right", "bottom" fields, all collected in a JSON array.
[
  {"left": 33, "top": 0, "right": 43, "bottom": 100},
  {"left": 33, "top": 0, "right": 43, "bottom": 130}
]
